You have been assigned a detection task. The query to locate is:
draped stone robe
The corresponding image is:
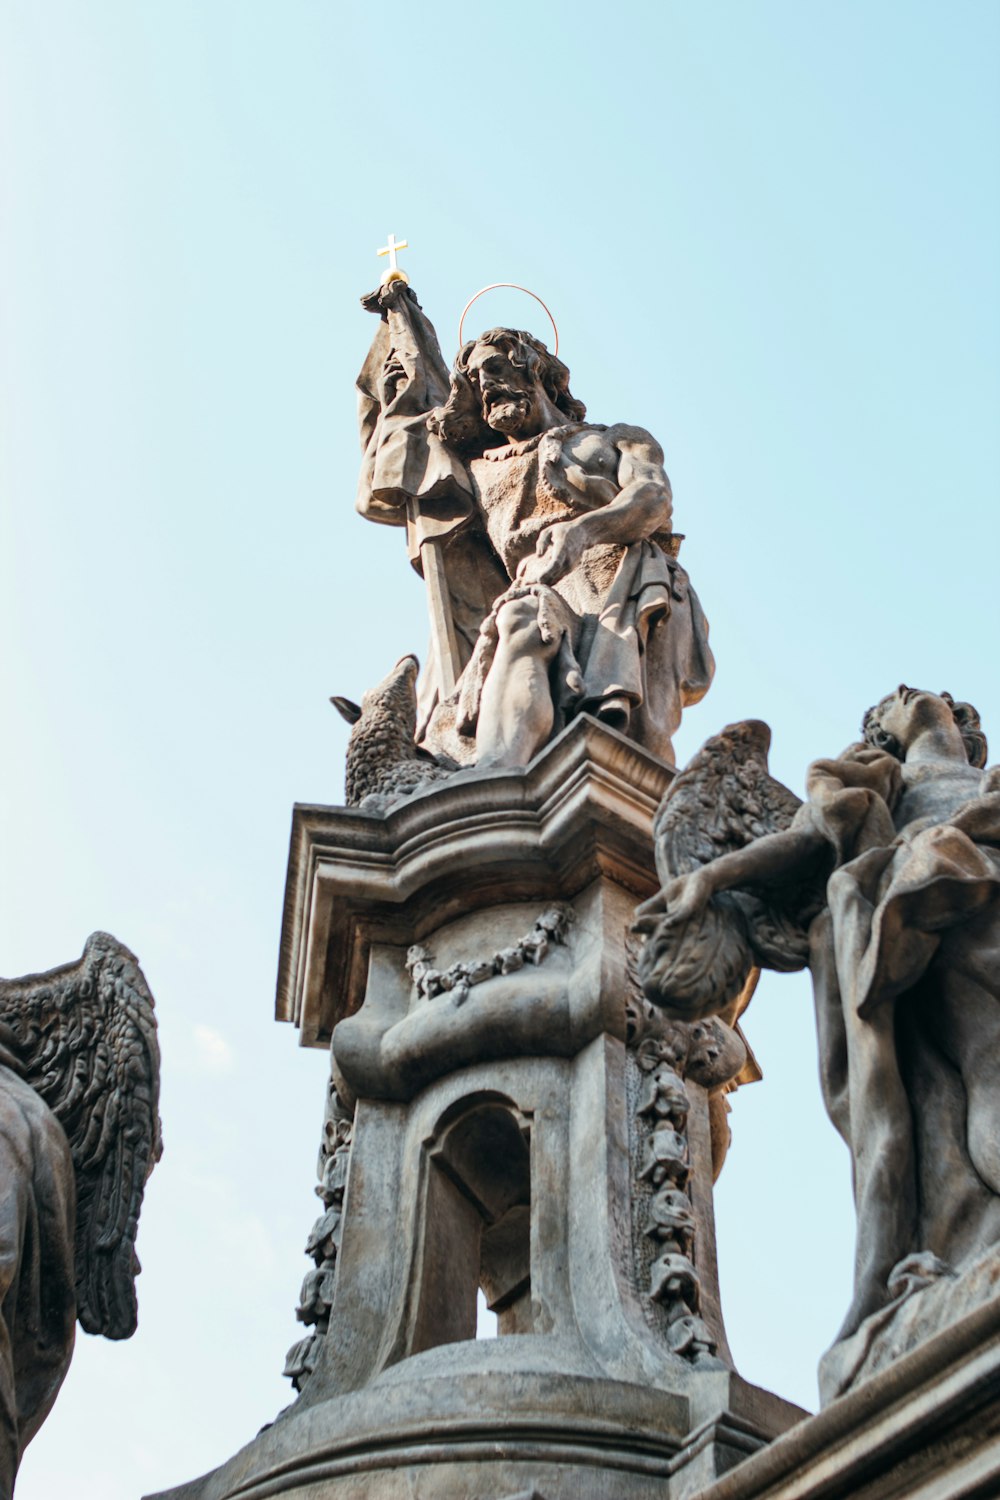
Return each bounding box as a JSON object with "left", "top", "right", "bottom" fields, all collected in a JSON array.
[{"left": 793, "top": 752, "right": 1000, "bottom": 1393}]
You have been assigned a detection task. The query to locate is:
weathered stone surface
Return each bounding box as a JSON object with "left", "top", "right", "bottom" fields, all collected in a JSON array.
[
  {"left": 689, "top": 1288, "right": 1000, "bottom": 1500},
  {"left": 150, "top": 719, "right": 802, "bottom": 1500},
  {"left": 277, "top": 711, "right": 681, "bottom": 1051},
  {"left": 150, "top": 250, "right": 1000, "bottom": 1496},
  {"left": 625, "top": 963, "right": 757, "bottom": 1373},
  {"left": 0, "top": 932, "right": 161, "bottom": 1499},
  {"left": 354, "top": 280, "right": 714, "bottom": 771},
  {"left": 634, "top": 687, "right": 1000, "bottom": 1401}
]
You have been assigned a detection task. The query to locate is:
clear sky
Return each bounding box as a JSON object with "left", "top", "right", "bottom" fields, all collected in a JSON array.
[{"left": 2, "top": 3, "right": 998, "bottom": 1496}]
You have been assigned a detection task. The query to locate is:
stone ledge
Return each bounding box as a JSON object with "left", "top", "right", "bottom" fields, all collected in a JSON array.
[
  {"left": 144, "top": 1368, "right": 692, "bottom": 1500},
  {"left": 275, "top": 715, "right": 674, "bottom": 1048},
  {"left": 690, "top": 1289, "right": 1000, "bottom": 1500}
]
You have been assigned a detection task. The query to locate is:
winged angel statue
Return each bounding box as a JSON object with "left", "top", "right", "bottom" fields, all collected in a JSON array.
[
  {"left": 0, "top": 932, "right": 161, "bottom": 1496},
  {"left": 634, "top": 689, "right": 1000, "bottom": 1398}
]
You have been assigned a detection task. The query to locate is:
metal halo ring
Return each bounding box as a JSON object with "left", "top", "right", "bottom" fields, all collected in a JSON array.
[{"left": 458, "top": 283, "right": 559, "bottom": 356}]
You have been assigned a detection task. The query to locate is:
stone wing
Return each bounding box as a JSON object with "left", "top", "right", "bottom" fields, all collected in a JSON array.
[
  {"left": 652, "top": 719, "right": 801, "bottom": 886},
  {"left": 0, "top": 932, "right": 162, "bottom": 1338},
  {"left": 649, "top": 719, "right": 813, "bottom": 979}
]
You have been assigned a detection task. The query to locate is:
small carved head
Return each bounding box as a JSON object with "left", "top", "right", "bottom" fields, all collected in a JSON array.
[
  {"left": 684, "top": 1018, "right": 747, "bottom": 1090},
  {"left": 331, "top": 654, "right": 420, "bottom": 737},
  {"left": 646, "top": 1186, "right": 696, "bottom": 1236}
]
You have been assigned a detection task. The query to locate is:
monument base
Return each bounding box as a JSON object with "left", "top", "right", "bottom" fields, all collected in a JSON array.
[
  {"left": 148, "top": 1357, "right": 802, "bottom": 1500},
  {"left": 147, "top": 720, "right": 802, "bottom": 1500}
]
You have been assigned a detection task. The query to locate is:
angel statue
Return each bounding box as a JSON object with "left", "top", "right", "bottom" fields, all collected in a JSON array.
[
  {"left": 0, "top": 932, "right": 162, "bottom": 1497},
  {"left": 355, "top": 276, "right": 714, "bottom": 771},
  {"left": 632, "top": 687, "right": 1000, "bottom": 1399}
]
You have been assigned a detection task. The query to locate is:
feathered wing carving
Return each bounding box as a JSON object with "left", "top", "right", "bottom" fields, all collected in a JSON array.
[
  {"left": 0, "top": 931, "right": 162, "bottom": 1338},
  {"left": 651, "top": 720, "right": 801, "bottom": 885},
  {"left": 638, "top": 721, "right": 817, "bottom": 1018}
]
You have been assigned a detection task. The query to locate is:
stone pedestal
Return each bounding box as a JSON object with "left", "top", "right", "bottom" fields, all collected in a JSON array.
[{"left": 148, "top": 718, "right": 803, "bottom": 1500}]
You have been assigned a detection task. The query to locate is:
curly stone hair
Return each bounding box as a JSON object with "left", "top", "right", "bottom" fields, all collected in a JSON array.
[
  {"left": 862, "top": 691, "right": 988, "bottom": 768},
  {"left": 432, "top": 328, "right": 586, "bottom": 453}
]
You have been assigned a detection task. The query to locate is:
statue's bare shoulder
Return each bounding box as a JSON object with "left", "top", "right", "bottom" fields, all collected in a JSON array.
[
  {"left": 604, "top": 424, "right": 670, "bottom": 488},
  {"left": 602, "top": 422, "right": 665, "bottom": 460},
  {"left": 558, "top": 422, "right": 668, "bottom": 488}
]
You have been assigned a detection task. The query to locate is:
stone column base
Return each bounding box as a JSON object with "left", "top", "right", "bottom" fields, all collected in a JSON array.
[{"left": 146, "top": 1359, "right": 802, "bottom": 1500}]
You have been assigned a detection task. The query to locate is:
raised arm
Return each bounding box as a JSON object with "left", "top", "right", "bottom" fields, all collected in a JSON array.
[{"left": 356, "top": 281, "right": 466, "bottom": 524}]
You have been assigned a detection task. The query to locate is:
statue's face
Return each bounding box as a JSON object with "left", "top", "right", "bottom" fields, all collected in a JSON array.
[
  {"left": 875, "top": 685, "right": 954, "bottom": 749},
  {"left": 465, "top": 340, "right": 547, "bottom": 438}
]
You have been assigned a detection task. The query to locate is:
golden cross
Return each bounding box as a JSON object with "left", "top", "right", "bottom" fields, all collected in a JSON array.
[{"left": 376, "top": 232, "right": 409, "bottom": 285}]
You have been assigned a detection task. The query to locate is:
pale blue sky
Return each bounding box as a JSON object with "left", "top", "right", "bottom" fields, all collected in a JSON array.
[{"left": 2, "top": 4, "right": 998, "bottom": 1496}]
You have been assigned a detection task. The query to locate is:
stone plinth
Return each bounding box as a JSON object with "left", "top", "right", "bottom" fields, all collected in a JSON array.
[
  {"left": 148, "top": 718, "right": 802, "bottom": 1500},
  {"left": 691, "top": 1289, "right": 1000, "bottom": 1500}
]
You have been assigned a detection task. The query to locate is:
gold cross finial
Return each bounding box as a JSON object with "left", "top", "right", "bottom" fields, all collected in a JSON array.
[{"left": 377, "top": 232, "right": 409, "bottom": 286}]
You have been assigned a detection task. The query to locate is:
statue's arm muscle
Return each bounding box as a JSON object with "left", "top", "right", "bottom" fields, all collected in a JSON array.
[{"left": 578, "top": 425, "right": 674, "bottom": 549}]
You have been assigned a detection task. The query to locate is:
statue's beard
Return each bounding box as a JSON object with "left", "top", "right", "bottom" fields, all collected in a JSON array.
[{"left": 483, "top": 389, "right": 534, "bottom": 436}]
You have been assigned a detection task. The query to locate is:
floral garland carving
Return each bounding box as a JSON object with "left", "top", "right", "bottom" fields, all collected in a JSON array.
[
  {"left": 406, "top": 904, "right": 575, "bottom": 1007},
  {"left": 283, "top": 1079, "right": 355, "bottom": 1390}
]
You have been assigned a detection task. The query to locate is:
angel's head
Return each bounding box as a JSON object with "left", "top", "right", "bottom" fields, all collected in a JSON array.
[
  {"left": 862, "top": 687, "right": 987, "bottom": 767},
  {"left": 637, "top": 898, "right": 754, "bottom": 1024}
]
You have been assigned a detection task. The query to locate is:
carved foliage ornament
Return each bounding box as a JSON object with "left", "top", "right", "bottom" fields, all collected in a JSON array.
[{"left": 405, "top": 905, "right": 575, "bottom": 1008}]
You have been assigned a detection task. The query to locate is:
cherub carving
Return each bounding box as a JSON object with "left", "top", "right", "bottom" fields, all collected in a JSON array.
[{"left": 0, "top": 932, "right": 161, "bottom": 1496}]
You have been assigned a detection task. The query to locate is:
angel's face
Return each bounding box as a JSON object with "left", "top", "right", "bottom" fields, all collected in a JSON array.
[{"left": 874, "top": 685, "right": 954, "bottom": 750}]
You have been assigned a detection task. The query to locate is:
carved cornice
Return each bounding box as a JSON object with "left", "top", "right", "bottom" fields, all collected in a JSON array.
[{"left": 275, "top": 714, "right": 673, "bottom": 1048}]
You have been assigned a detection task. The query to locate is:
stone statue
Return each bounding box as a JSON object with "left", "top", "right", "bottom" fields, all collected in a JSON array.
[
  {"left": 0, "top": 932, "right": 161, "bottom": 1497},
  {"left": 633, "top": 686, "right": 1000, "bottom": 1397},
  {"left": 355, "top": 280, "right": 714, "bottom": 770}
]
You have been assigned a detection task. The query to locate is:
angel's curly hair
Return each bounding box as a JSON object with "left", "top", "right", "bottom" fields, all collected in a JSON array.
[
  {"left": 431, "top": 328, "right": 585, "bottom": 453},
  {"left": 862, "top": 691, "right": 988, "bottom": 768}
]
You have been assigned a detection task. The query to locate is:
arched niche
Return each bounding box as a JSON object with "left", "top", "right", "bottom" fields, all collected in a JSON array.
[{"left": 410, "top": 1092, "right": 533, "bottom": 1354}]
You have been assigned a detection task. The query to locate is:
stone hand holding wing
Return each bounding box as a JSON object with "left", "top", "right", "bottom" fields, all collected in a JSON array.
[
  {"left": 632, "top": 721, "right": 821, "bottom": 1020},
  {"left": 0, "top": 931, "right": 162, "bottom": 1338}
]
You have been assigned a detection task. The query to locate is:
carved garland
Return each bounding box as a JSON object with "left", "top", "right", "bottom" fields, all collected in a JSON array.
[
  {"left": 283, "top": 1079, "right": 356, "bottom": 1391},
  {"left": 406, "top": 904, "right": 575, "bottom": 1007},
  {"left": 625, "top": 936, "right": 718, "bottom": 1363}
]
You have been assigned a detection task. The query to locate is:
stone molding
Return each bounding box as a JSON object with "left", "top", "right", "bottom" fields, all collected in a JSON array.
[
  {"left": 276, "top": 714, "right": 673, "bottom": 1048},
  {"left": 689, "top": 1289, "right": 1000, "bottom": 1500}
]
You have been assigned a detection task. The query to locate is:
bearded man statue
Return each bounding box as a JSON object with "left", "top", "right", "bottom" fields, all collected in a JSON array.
[{"left": 355, "top": 281, "right": 714, "bottom": 771}]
